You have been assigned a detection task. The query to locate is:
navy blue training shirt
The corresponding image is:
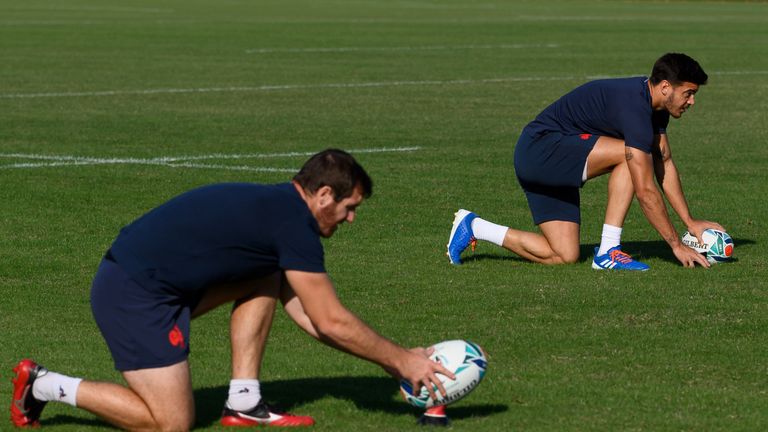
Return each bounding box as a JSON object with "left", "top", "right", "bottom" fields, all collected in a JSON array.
[
  {"left": 109, "top": 182, "right": 325, "bottom": 294},
  {"left": 523, "top": 76, "right": 670, "bottom": 153}
]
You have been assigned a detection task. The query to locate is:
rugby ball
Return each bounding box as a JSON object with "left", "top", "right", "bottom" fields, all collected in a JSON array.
[
  {"left": 400, "top": 340, "right": 487, "bottom": 409},
  {"left": 681, "top": 229, "right": 734, "bottom": 264}
]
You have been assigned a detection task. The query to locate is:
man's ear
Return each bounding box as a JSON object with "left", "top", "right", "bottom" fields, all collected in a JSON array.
[
  {"left": 661, "top": 80, "right": 672, "bottom": 97},
  {"left": 316, "top": 185, "right": 335, "bottom": 206}
]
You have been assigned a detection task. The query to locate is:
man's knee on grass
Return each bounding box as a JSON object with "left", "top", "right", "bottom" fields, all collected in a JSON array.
[
  {"left": 558, "top": 251, "right": 581, "bottom": 264},
  {"left": 156, "top": 415, "right": 195, "bottom": 432},
  {"left": 539, "top": 221, "right": 581, "bottom": 265},
  {"left": 546, "top": 249, "right": 580, "bottom": 265},
  {"left": 122, "top": 364, "right": 195, "bottom": 432}
]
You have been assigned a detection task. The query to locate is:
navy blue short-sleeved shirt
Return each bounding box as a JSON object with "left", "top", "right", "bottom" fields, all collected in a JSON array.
[
  {"left": 524, "top": 76, "right": 669, "bottom": 153},
  {"left": 109, "top": 182, "right": 325, "bottom": 295}
]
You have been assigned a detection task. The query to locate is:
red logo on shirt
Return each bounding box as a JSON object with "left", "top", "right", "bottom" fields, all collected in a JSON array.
[
  {"left": 168, "top": 324, "right": 185, "bottom": 349},
  {"left": 580, "top": 133, "right": 592, "bottom": 140}
]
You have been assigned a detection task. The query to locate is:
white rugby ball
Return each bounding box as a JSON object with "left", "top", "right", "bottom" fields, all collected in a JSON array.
[
  {"left": 400, "top": 340, "right": 487, "bottom": 409},
  {"left": 681, "top": 229, "right": 734, "bottom": 264}
]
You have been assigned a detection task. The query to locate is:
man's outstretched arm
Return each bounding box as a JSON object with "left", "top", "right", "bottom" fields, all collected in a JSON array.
[
  {"left": 651, "top": 134, "right": 725, "bottom": 243},
  {"left": 625, "top": 146, "right": 710, "bottom": 268},
  {"left": 283, "top": 270, "right": 454, "bottom": 400}
]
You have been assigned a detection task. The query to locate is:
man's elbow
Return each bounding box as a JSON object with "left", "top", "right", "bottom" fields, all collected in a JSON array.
[{"left": 312, "top": 314, "right": 349, "bottom": 341}]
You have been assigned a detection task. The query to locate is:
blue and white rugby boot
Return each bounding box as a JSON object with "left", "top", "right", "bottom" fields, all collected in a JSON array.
[
  {"left": 591, "top": 246, "right": 649, "bottom": 271},
  {"left": 447, "top": 209, "right": 477, "bottom": 265}
]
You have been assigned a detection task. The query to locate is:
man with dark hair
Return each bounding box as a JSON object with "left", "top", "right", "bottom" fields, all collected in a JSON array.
[
  {"left": 12, "top": 149, "right": 452, "bottom": 430},
  {"left": 448, "top": 53, "right": 723, "bottom": 270},
  {"left": 293, "top": 148, "right": 373, "bottom": 202}
]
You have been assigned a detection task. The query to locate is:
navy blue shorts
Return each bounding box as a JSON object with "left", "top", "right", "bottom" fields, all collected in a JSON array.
[
  {"left": 91, "top": 254, "right": 198, "bottom": 371},
  {"left": 513, "top": 131, "right": 598, "bottom": 225}
]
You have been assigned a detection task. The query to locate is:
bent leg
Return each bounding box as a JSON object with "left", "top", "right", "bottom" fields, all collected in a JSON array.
[
  {"left": 228, "top": 274, "right": 280, "bottom": 379},
  {"left": 81, "top": 260, "right": 284, "bottom": 432},
  {"left": 218, "top": 274, "right": 316, "bottom": 426},
  {"left": 501, "top": 220, "right": 580, "bottom": 264},
  {"left": 586, "top": 135, "right": 635, "bottom": 226},
  {"left": 605, "top": 160, "right": 634, "bottom": 227},
  {"left": 191, "top": 272, "right": 281, "bottom": 379},
  {"left": 75, "top": 361, "right": 194, "bottom": 431},
  {"left": 587, "top": 135, "right": 635, "bottom": 228}
]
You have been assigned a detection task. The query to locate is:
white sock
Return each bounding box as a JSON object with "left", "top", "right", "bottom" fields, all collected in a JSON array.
[
  {"left": 471, "top": 217, "right": 508, "bottom": 247},
  {"left": 32, "top": 371, "right": 82, "bottom": 407},
  {"left": 597, "top": 224, "right": 623, "bottom": 255},
  {"left": 227, "top": 379, "right": 261, "bottom": 411}
]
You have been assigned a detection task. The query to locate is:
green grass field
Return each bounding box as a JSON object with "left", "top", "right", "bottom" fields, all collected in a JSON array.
[{"left": 2, "top": 0, "right": 767, "bottom": 430}]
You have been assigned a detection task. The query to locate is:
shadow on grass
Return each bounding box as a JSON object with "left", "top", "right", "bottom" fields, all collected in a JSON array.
[
  {"left": 461, "top": 237, "right": 754, "bottom": 266},
  {"left": 195, "top": 376, "right": 507, "bottom": 427},
  {"left": 43, "top": 414, "right": 116, "bottom": 429},
  {"left": 42, "top": 377, "right": 505, "bottom": 429},
  {"left": 619, "top": 237, "right": 752, "bottom": 265}
]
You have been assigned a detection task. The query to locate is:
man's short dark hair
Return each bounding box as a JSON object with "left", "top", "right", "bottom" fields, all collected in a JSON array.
[
  {"left": 650, "top": 53, "right": 708, "bottom": 86},
  {"left": 293, "top": 149, "right": 373, "bottom": 200}
]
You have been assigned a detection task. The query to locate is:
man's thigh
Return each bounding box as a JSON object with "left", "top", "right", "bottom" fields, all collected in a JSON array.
[
  {"left": 521, "top": 182, "right": 581, "bottom": 225},
  {"left": 585, "top": 135, "right": 627, "bottom": 179},
  {"left": 539, "top": 220, "right": 581, "bottom": 263},
  {"left": 91, "top": 257, "right": 191, "bottom": 371},
  {"left": 515, "top": 131, "right": 598, "bottom": 187},
  {"left": 123, "top": 361, "right": 195, "bottom": 431},
  {"left": 192, "top": 272, "right": 282, "bottom": 318}
]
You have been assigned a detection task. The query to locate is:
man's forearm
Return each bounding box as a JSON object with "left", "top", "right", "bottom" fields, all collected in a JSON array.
[
  {"left": 315, "top": 308, "right": 410, "bottom": 371},
  {"left": 658, "top": 159, "right": 693, "bottom": 225},
  {"left": 636, "top": 186, "right": 682, "bottom": 247},
  {"left": 629, "top": 146, "right": 683, "bottom": 248}
]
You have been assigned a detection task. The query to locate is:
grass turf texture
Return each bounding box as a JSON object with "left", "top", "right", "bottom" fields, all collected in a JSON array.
[{"left": 1, "top": 0, "right": 767, "bottom": 430}]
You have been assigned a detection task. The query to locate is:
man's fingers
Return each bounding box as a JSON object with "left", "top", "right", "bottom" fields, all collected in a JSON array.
[
  {"left": 434, "top": 379, "right": 447, "bottom": 400},
  {"left": 431, "top": 359, "right": 455, "bottom": 399},
  {"left": 420, "top": 375, "right": 448, "bottom": 401},
  {"left": 435, "top": 362, "right": 455, "bottom": 381},
  {"left": 709, "top": 222, "right": 726, "bottom": 232},
  {"left": 422, "top": 378, "right": 440, "bottom": 400},
  {"left": 413, "top": 368, "right": 455, "bottom": 401},
  {"left": 694, "top": 253, "right": 710, "bottom": 268},
  {"left": 685, "top": 250, "right": 709, "bottom": 268}
]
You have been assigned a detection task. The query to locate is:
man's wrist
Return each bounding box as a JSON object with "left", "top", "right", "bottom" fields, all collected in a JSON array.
[
  {"left": 669, "top": 239, "right": 686, "bottom": 250},
  {"left": 663, "top": 231, "right": 683, "bottom": 248}
]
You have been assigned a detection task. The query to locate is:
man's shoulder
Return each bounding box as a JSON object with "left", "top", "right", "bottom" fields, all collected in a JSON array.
[
  {"left": 577, "top": 76, "right": 647, "bottom": 94},
  {"left": 558, "top": 77, "right": 646, "bottom": 108},
  {"left": 195, "top": 181, "right": 291, "bottom": 194},
  {"left": 205, "top": 182, "right": 300, "bottom": 204},
  {"left": 600, "top": 77, "right": 652, "bottom": 113}
]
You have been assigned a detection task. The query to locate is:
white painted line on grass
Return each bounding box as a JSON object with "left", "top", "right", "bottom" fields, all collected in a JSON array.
[
  {"left": 0, "top": 160, "right": 296, "bottom": 172},
  {"left": 1, "top": 161, "right": 100, "bottom": 169},
  {"left": 162, "top": 146, "right": 423, "bottom": 162},
  {"left": 515, "top": 14, "right": 765, "bottom": 22},
  {"left": 324, "top": 0, "right": 501, "bottom": 10},
  {"left": 2, "top": 15, "right": 763, "bottom": 27},
  {"left": 3, "top": 5, "right": 172, "bottom": 13},
  {"left": 2, "top": 71, "right": 766, "bottom": 100},
  {"left": 0, "top": 77, "right": 583, "bottom": 99},
  {"left": 0, "top": 146, "right": 422, "bottom": 172},
  {"left": 711, "top": 70, "right": 768, "bottom": 76},
  {"left": 246, "top": 43, "right": 559, "bottom": 54},
  {"left": 0, "top": 78, "right": 553, "bottom": 99}
]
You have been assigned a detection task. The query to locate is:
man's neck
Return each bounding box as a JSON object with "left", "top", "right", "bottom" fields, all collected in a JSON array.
[{"left": 648, "top": 80, "right": 664, "bottom": 111}]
